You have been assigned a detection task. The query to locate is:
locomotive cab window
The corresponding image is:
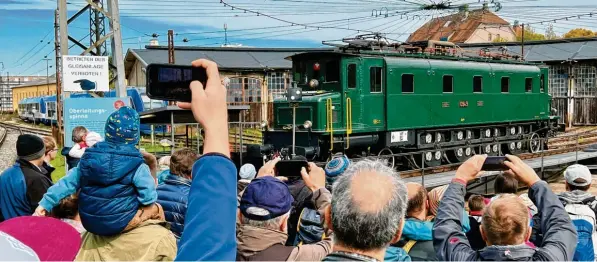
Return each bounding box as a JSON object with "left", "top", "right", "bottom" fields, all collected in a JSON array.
[
  {"left": 525, "top": 78, "right": 533, "bottom": 93},
  {"left": 402, "top": 74, "right": 414, "bottom": 93},
  {"left": 347, "top": 64, "right": 357, "bottom": 89},
  {"left": 370, "top": 67, "right": 383, "bottom": 93},
  {"left": 473, "top": 76, "right": 483, "bottom": 93},
  {"left": 443, "top": 75, "right": 453, "bottom": 93},
  {"left": 540, "top": 74, "right": 545, "bottom": 93},
  {"left": 325, "top": 60, "right": 340, "bottom": 82},
  {"left": 501, "top": 77, "right": 510, "bottom": 93}
]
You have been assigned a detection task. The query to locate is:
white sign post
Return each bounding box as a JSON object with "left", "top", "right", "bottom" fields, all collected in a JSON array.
[{"left": 62, "top": 55, "right": 109, "bottom": 92}]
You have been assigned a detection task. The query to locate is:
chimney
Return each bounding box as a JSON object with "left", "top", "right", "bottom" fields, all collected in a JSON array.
[{"left": 149, "top": 39, "right": 159, "bottom": 46}]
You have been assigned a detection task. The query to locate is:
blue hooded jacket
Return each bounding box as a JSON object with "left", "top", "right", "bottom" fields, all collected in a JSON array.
[
  {"left": 78, "top": 142, "right": 153, "bottom": 236},
  {"left": 157, "top": 173, "right": 191, "bottom": 239}
]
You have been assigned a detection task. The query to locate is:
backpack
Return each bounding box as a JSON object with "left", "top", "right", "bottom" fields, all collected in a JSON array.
[
  {"left": 295, "top": 208, "right": 325, "bottom": 245},
  {"left": 562, "top": 197, "right": 597, "bottom": 261}
]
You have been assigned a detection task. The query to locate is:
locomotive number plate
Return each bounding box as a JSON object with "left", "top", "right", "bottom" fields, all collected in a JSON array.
[
  {"left": 459, "top": 101, "right": 469, "bottom": 107},
  {"left": 391, "top": 131, "right": 409, "bottom": 143}
]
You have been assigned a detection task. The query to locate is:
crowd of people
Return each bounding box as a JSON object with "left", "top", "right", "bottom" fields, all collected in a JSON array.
[{"left": 0, "top": 58, "right": 592, "bottom": 261}]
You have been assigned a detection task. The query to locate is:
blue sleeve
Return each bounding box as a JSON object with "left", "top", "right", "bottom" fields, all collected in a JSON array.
[
  {"left": 176, "top": 153, "right": 237, "bottom": 261},
  {"left": 402, "top": 220, "right": 433, "bottom": 241},
  {"left": 132, "top": 164, "right": 157, "bottom": 205},
  {"left": 461, "top": 210, "right": 471, "bottom": 232},
  {"left": 39, "top": 167, "right": 81, "bottom": 211}
]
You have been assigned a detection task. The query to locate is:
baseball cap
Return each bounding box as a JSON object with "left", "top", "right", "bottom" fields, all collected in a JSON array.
[
  {"left": 564, "top": 164, "right": 592, "bottom": 187},
  {"left": 239, "top": 176, "right": 294, "bottom": 221}
]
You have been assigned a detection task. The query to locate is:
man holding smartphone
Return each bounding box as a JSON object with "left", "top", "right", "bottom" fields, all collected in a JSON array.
[
  {"left": 432, "top": 154, "right": 577, "bottom": 261},
  {"left": 174, "top": 59, "right": 238, "bottom": 261}
]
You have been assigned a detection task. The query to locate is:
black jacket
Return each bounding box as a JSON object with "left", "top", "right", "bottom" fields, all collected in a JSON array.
[
  {"left": 433, "top": 180, "right": 577, "bottom": 261},
  {"left": 0, "top": 158, "right": 53, "bottom": 221},
  {"left": 286, "top": 179, "right": 314, "bottom": 246},
  {"left": 61, "top": 147, "right": 80, "bottom": 171}
]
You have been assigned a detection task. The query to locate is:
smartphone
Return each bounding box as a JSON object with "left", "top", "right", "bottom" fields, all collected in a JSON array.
[
  {"left": 481, "top": 156, "right": 509, "bottom": 171},
  {"left": 275, "top": 160, "right": 309, "bottom": 178},
  {"left": 146, "top": 63, "right": 208, "bottom": 102}
]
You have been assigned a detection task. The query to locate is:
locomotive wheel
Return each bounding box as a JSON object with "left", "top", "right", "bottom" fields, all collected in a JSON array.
[
  {"left": 477, "top": 144, "right": 499, "bottom": 156},
  {"left": 415, "top": 151, "right": 442, "bottom": 167},
  {"left": 378, "top": 147, "right": 396, "bottom": 168},
  {"left": 528, "top": 132, "right": 541, "bottom": 153},
  {"left": 447, "top": 147, "right": 474, "bottom": 163},
  {"left": 503, "top": 141, "right": 524, "bottom": 155}
]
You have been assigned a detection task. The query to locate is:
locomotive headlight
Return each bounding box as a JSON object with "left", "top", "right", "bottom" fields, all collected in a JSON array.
[
  {"left": 303, "top": 120, "right": 312, "bottom": 129},
  {"left": 425, "top": 133, "right": 432, "bottom": 144},
  {"left": 309, "top": 79, "right": 319, "bottom": 88}
]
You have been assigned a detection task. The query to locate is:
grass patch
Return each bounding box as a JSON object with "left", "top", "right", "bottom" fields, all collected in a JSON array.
[{"left": 50, "top": 147, "right": 67, "bottom": 182}]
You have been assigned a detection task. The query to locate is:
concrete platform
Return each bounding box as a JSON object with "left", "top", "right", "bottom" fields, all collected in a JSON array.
[{"left": 403, "top": 150, "right": 597, "bottom": 188}]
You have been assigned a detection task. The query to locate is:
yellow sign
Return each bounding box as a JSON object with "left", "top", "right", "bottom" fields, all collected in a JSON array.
[{"left": 373, "top": 119, "right": 382, "bottom": 124}]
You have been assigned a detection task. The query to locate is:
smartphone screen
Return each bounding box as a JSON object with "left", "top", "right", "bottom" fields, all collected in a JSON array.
[
  {"left": 275, "top": 160, "right": 309, "bottom": 178},
  {"left": 146, "top": 64, "right": 207, "bottom": 102},
  {"left": 481, "top": 156, "right": 509, "bottom": 171}
]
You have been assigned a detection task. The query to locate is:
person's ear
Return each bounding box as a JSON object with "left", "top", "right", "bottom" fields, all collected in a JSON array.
[
  {"left": 565, "top": 182, "right": 570, "bottom": 191},
  {"left": 525, "top": 225, "right": 532, "bottom": 241},
  {"left": 280, "top": 215, "right": 289, "bottom": 233},
  {"left": 390, "top": 218, "right": 405, "bottom": 244},
  {"left": 480, "top": 225, "right": 491, "bottom": 245},
  {"left": 324, "top": 205, "right": 333, "bottom": 232}
]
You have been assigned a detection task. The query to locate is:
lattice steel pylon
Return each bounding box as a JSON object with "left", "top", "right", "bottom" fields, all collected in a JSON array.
[{"left": 90, "top": 0, "right": 108, "bottom": 56}]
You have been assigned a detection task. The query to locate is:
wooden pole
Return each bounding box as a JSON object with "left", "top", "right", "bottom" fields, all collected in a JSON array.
[{"left": 521, "top": 23, "right": 525, "bottom": 61}]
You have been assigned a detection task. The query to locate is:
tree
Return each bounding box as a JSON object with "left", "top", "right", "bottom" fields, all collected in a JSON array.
[
  {"left": 516, "top": 25, "right": 546, "bottom": 41},
  {"left": 493, "top": 37, "right": 509, "bottom": 43},
  {"left": 545, "top": 24, "right": 559, "bottom": 40},
  {"left": 563, "top": 28, "right": 596, "bottom": 39}
]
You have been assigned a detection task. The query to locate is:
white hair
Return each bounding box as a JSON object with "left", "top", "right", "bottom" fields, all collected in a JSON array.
[{"left": 331, "top": 159, "right": 408, "bottom": 250}]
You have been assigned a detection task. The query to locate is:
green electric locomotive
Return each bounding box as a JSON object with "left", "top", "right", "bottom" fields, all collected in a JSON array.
[{"left": 253, "top": 39, "right": 560, "bottom": 168}]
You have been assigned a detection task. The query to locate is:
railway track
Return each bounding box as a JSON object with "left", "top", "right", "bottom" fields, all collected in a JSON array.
[
  {"left": 398, "top": 135, "right": 597, "bottom": 179},
  {"left": 0, "top": 125, "right": 21, "bottom": 171},
  {"left": 0, "top": 122, "right": 52, "bottom": 137}
]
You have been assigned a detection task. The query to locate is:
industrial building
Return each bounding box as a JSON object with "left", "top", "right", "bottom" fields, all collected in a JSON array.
[
  {"left": 10, "top": 77, "right": 57, "bottom": 112},
  {"left": 462, "top": 37, "right": 597, "bottom": 126},
  {"left": 1, "top": 76, "right": 50, "bottom": 113}
]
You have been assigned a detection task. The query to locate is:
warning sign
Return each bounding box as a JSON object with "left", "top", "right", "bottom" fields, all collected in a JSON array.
[{"left": 62, "top": 55, "right": 109, "bottom": 92}]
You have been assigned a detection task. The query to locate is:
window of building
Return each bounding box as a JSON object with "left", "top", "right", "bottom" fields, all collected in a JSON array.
[
  {"left": 525, "top": 78, "right": 533, "bottom": 93},
  {"left": 540, "top": 74, "right": 545, "bottom": 93},
  {"left": 443, "top": 75, "right": 453, "bottom": 93},
  {"left": 488, "top": 33, "right": 493, "bottom": 41},
  {"left": 501, "top": 77, "right": 510, "bottom": 93},
  {"left": 402, "top": 74, "right": 414, "bottom": 93},
  {"left": 347, "top": 64, "right": 357, "bottom": 88},
  {"left": 370, "top": 67, "right": 383, "bottom": 93},
  {"left": 267, "top": 71, "right": 289, "bottom": 99},
  {"left": 228, "top": 77, "right": 262, "bottom": 103},
  {"left": 473, "top": 76, "right": 483, "bottom": 93},
  {"left": 325, "top": 60, "right": 340, "bottom": 82}
]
